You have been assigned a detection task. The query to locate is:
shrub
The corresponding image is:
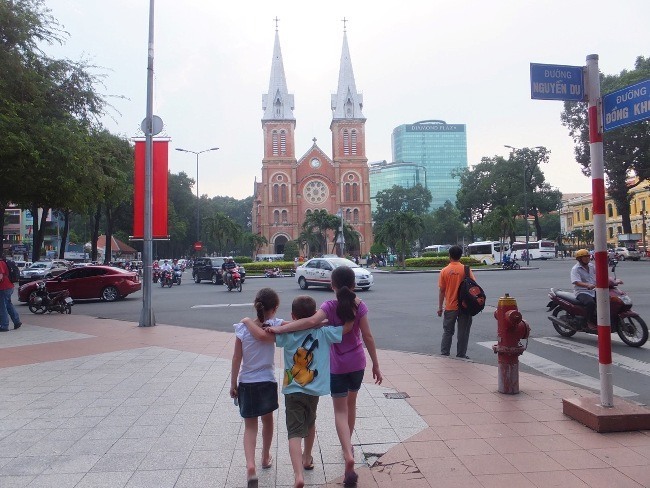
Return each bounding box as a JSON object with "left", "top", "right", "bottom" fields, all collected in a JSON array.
[{"left": 235, "top": 256, "right": 253, "bottom": 263}]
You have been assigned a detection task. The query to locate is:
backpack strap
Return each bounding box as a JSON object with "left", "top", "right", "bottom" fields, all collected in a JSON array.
[{"left": 464, "top": 265, "right": 470, "bottom": 278}]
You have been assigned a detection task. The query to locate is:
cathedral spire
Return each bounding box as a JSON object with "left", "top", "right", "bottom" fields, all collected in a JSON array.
[
  {"left": 331, "top": 29, "right": 364, "bottom": 120},
  {"left": 262, "top": 27, "right": 295, "bottom": 121}
]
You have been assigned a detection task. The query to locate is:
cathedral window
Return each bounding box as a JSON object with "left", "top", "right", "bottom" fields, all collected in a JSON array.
[
  {"left": 280, "top": 131, "right": 287, "bottom": 155},
  {"left": 274, "top": 97, "right": 282, "bottom": 118},
  {"left": 281, "top": 184, "right": 287, "bottom": 203},
  {"left": 346, "top": 208, "right": 351, "bottom": 221},
  {"left": 273, "top": 210, "right": 280, "bottom": 224},
  {"left": 352, "top": 183, "right": 359, "bottom": 201},
  {"left": 272, "top": 131, "right": 279, "bottom": 156},
  {"left": 306, "top": 209, "right": 312, "bottom": 216},
  {"left": 343, "top": 130, "right": 350, "bottom": 156},
  {"left": 273, "top": 184, "right": 279, "bottom": 202},
  {"left": 281, "top": 210, "right": 288, "bottom": 224},
  {"left": 344, "top": 183, "right": 351, "bottom": 202},
  {"left": 353, "top": 209, "right": 359, "bottom": 223},
  {"left": 351, "top": 130, "right": 357, "bottom": 155}
]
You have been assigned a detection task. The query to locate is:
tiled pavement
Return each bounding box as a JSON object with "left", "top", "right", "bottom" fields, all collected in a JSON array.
[{"left": 0, "top": 313, "right": 649, "bottom": 488}]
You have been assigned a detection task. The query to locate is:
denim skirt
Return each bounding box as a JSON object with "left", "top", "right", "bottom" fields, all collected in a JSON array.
[{"left": 237, "top": 381, "right": 278, "bottom": 418}]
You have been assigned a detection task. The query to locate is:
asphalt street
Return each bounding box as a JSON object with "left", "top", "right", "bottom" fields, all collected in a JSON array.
[{"left": 22, "top": 259, "right": 650, "bottom": 406}]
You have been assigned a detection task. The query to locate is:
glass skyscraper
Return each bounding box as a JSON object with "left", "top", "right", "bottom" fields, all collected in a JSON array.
[
  {"left": 388, "top": 120, "right": 468, "bottom": 211},
  {"left": 368, "top": 161, "right": 424, "bottom": 213}
]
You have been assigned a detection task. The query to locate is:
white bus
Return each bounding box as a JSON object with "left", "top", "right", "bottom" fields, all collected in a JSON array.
[
  {"left": 467, "top": 241, "right": 509, "bottom": 265},
  {"left": 511, "top": 240, "right": 556, "bottom": 260},
  {"left": 423, "top": 244, "right": 452, "bottom": 253}
]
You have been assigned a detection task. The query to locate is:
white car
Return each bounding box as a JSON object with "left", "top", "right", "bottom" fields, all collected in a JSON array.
[
  {"left": 614, "top": 247, "right": 641, "bottom": 261},
  {"left": 296, "top": 257, "right": 374, "bottom": 291}
]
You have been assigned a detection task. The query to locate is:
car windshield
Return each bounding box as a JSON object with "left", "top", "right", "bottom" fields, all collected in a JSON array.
[
  {"left": 328, "top": 258, "right": 359, "bottom": 268},
  {"left": 28, "top": 263, "right": 48, "bottom": 269}
]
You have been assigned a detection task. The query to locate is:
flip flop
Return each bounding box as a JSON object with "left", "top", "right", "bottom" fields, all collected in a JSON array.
[
  {"left": 303, "top": 455, "right": 314, "bottom": 470},
  {"left": 262, "top": 455, "right": 273, "bottom": 469},
  {"left": 247, "top": 476, "right": 258, "bottom": 488},
  {"left": 343, "top": 471, "right": 358, "bottom": 487}
]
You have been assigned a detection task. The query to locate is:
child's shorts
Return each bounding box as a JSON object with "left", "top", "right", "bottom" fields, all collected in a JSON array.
[
  {"left": 284, "top": 392, "right": 319, "bottom": 439},
  {"left": 238, "top": 381, "right": 278, "bottom": 418},
  {"left": 330, "top": 370, "right": 364, "bottom": 398}
]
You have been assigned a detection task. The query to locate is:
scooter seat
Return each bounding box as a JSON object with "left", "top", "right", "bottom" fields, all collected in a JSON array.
[{"left": 553, "top": 289, "right": 581, "bottom": 305}]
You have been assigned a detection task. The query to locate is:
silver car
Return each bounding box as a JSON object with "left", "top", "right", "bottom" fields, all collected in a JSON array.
[
  {"left": 19, "top": 261, "right": 69, "bottom": 284},
  {"left": 296, "top": 257, "right": 374, "bottom": 291}
]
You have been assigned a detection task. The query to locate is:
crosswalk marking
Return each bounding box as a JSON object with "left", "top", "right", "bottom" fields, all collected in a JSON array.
[
  {"left": 191, "top": 303, "right": 252, "bottom": 308},
  {"left": 533, "top": 337, "right": 650, "bottom": 377},
  {"left": 477, "top": 341, "right": 638, "bottom": 397}
]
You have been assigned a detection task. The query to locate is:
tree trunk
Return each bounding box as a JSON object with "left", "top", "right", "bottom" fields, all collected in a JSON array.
[
  {"left": 59, "top": 209, "right": 71, "bottom": 259},
  {"left": 91, "top": 203, "right": 101, "bottom": 262},
  {"left": 532, "top": 207, "right": 542, "bottom": 239},
  {"left": 104, "top": 205, "right": 113, "bottom": 264},
  {"left": 0, "top": 202, "right": 5, "bottom": 255}
]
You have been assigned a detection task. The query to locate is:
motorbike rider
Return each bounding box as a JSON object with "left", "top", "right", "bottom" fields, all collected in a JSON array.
[
  {"left": 570, "top": 249, "right": 597, "bottom": 327},
  {"left": 223, "top": 256, "right": 238, "bottom": 286}
]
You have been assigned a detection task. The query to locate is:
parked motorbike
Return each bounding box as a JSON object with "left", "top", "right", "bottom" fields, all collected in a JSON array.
[
  {"left": 172, "top": 268, "right": 182, "bottom": 286},
  {"left": 152, "top": 269, "right": 161, "bottom": 283},
  {"left": 546, "top": 262, "right": 648, "bottom": 347},
  {"left": 226, "top": 269, "right": 243, "bottom": 292},
  {"left": 264, "top": 267, "right": 283, "bottom": 278},
  {"left": 160, "top": 270, "right": 174, "bottom": 288},
  {"left": 28, "top": 281, "right": 74, "bottom": 314}
]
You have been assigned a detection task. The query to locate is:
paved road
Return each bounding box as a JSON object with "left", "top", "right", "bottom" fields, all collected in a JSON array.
[{"left": 25, "top": 259, "right": 650, "bottom": 406}]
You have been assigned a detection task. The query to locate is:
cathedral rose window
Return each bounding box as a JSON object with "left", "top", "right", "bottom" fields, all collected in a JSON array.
[{"left": 304, "top": 180, "right": 328, "bottom": 204}]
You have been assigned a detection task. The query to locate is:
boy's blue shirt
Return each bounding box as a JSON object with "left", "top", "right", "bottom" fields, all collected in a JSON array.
[{"left": 276, "top": 326, "right": 342, "bottom": 396}]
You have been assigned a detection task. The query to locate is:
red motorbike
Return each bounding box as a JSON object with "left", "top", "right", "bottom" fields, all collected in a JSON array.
[
  {"left": 547, "top": 262, "right": 648, "bottom": 347},
  {"left": 160, "top": 270, "right": 173, "bottom": 288},
  {"left": 226, "top": 269, "right": 242, "bottom": 292}
]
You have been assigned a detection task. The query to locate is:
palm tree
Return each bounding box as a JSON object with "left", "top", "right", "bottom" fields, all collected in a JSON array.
[
  {"left": 375, "top": 211, "right": 424, "bottom": 269},
  {"left": 302, "top": 210, "right": 338, "bottom": 255}
]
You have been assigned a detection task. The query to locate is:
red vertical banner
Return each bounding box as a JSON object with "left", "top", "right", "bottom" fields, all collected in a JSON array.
[{"left": 132, "top": 139, "right": 169, "bottom": 239}]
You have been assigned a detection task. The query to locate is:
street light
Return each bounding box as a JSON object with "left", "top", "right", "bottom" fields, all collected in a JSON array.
[
  {"left": 175, "top": 147, "right": 219, "bottom": 246},
  {"left": 504, "top": 145, "right": 543, "bottom": 266}
]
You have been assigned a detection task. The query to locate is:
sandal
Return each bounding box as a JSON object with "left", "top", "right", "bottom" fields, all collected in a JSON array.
[
  {"left": 303, "top": 455, "right": 314, "bottom": 470},
  {"left": 262, "top": 455, "right": 273, "bottom": 469},
  {"left": 247, "top": 476, "right": 258, "bottom": 488},
  {"left": 343, "top": 471, "right": 358, "bottom": 487}
]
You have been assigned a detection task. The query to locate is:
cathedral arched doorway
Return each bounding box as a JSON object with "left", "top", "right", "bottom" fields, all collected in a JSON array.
[{"left": 273, "top": 235, "right": 289, "bottom": 255}]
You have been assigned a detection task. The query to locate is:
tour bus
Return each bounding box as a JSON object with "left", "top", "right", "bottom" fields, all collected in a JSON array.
[
  {"left": 423, "top": 244, "right": 452, "bottom": 253},
  {"left": 511, "top": 240, "right": 556, "bottom": 260},
  {"left": 467, "top": 241, "right": 510, "bottom": 265}
]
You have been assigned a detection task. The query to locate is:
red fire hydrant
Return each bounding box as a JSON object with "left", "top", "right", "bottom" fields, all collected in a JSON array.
[{"left": 492, "top": 294, "right": 530, "bottom": 394}]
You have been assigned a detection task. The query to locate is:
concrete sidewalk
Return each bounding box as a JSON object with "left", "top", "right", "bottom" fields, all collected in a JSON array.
[{"left": 0, "top": 314, "right": 648, "bottom": 488}]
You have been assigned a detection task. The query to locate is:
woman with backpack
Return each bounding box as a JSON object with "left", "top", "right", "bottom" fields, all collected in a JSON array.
[{"left": 0, "top": 255, "right": 22, "bottom": 332}]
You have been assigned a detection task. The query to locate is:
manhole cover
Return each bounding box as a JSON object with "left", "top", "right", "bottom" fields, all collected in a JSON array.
[{"left": 383, "top": 392, "right": 409, "bottom": 399}]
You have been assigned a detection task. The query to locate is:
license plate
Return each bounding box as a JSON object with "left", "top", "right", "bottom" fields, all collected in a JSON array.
[{"left": 64, "top": 297, "right": 74, "bottom": 305}]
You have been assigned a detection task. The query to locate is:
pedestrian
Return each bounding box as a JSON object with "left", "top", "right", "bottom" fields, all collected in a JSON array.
[
  {"left": 230, "top": 288, "right": 283, "bottom": 488},
  {"left": 272, "top": 265, "right": 383, "bottom": 487},
  {"left": 0, "top": 254, "right": 21, "bottom": 332},
  {"left": 243, "top": 295, "right": 344, "bottom": 488},
  {"left": 437, "top": 245, "right": 474, "bottom": 359}
]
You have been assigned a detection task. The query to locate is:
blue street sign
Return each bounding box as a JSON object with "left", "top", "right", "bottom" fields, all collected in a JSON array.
[
  {"left": 530, "top": 63, "right": 584, "bottom": 101},
  {"left": 602, "top": 79, "right": 650, "bottom": 132}
]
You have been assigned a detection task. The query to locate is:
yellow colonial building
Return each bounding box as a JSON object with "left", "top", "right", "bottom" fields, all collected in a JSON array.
[{"left": 560, "top": 181, "right": 650, "bottom": 250}]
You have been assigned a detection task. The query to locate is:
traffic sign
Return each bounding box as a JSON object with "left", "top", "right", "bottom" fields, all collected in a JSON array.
[
  {"left": 602, "top": 79, "right": 650, "bottom": 132},
  {"left": 193, "top": 241, "right": 203, "bottom": 251},
  {"left": 530, "top": 63, "right": 584, "bottom": 101}
]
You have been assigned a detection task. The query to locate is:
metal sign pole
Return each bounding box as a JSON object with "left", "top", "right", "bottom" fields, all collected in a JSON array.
[
  {"left": 139, "top": 0, "right": 156, "bottom": 327},
  {"left": 586, "top": 54, "right": 613, "bottom": 406}
]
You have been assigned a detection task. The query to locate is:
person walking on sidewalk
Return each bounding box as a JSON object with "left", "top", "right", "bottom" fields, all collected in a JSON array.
[
  {"left": 0, "top": 254, "right": 21, "bottom": 332},
  {"left": 437, "top": 245, "right": 473, "bottom": 359},
  {"left": 230, "top": 288, "right": 282, "bottom": 488}
]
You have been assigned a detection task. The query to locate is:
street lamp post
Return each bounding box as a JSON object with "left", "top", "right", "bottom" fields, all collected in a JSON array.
[
  {"left": 504, "top": 145, "right": 543, "bottom": 266},
  {"left": 175, "top": 147, "right": 219, "bottom": 246},
  {"left": 642, "top": 209, "right": 647, "bottom": 257}
]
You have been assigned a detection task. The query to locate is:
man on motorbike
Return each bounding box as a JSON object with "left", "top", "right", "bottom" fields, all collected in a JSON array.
[
  {"left": 223, "top": 256, "right": 238, "bottom": 287},
  {"left": 570, "top": 249, "right": 597, "bottom": 326}
]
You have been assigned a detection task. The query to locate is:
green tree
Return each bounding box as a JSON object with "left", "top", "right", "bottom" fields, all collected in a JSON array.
[
  {"left": 425, "top": 201, "right": 467, "bottom": 246},
  {"left": 301, "top": 210, "right": 338, "bottom": 255},
  {"left": 375, "top": 211, "right": 424, "bottom": 268},
  {"left": 561, "top": 56, "right": 650, "bottom": 233},
  {"left": 373, "top": 184, "right": 432, "bottom": 228}
]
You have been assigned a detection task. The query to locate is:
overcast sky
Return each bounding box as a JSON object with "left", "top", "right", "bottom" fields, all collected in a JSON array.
[{"left": 43, "top": 0, "right": 649, "bottom": 200}]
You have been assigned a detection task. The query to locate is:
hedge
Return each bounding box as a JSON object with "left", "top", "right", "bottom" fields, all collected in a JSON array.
[{"left": 404, "top": 256, "right": 482, "bottom": 268}]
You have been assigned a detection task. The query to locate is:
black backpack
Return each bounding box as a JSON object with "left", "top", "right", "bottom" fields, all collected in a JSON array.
[
  {"left": 5, "top": 259, "right": 20, "bottom": 284},
  {"left": 457, "top": 265, "right": 486, "bottom": 316}
]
